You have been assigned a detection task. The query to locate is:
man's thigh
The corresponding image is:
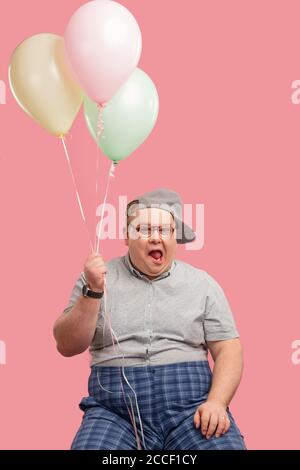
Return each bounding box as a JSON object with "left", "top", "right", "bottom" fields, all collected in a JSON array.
[{"left": 71, "top": 397, "right": 138, "bottom": 450}]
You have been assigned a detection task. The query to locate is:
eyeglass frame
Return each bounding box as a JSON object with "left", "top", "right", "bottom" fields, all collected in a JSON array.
[{"left": 127, "top": 222, "right": 176, "bottom": 240}]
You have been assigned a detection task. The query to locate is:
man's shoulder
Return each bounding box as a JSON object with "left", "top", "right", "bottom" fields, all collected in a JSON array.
[{"left": 174, "top": 258, "right": 210, "bottom": 281}]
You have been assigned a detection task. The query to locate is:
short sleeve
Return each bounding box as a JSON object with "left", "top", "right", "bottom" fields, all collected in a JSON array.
[
  {"left": 62, "top": 272, "right": 86, "bottom": 314},
  {"left": 203, "top": 273, "right": 240, "bottom": 342}
]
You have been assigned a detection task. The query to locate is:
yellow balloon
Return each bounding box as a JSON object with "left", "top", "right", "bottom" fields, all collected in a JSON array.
[{"left": 9, "top": 33, "right": 82, "bottom": 136}]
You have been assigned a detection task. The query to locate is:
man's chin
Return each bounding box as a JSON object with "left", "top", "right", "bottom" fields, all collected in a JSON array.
[{"left": 145, "top": 261, "right": 169, "bottom": 276}]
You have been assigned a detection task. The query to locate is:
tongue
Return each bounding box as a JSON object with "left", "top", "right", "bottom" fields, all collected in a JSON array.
[{"left": 149, "top": 250, "right": 162, "bottom": 260}]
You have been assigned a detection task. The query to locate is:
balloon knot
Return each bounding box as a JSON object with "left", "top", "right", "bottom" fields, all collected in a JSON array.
[{"left": 109, "top": 161, "right": 117, "bottom": 177}]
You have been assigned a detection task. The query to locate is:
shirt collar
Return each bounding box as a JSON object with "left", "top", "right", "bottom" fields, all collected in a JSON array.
[{"left": 123, "top": 251, "right": 176, "bottom": 281}]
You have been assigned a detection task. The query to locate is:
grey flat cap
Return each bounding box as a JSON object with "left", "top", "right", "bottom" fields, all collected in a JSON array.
[{"left": 126, "top": 188, "right": 196, "bottom": 244}]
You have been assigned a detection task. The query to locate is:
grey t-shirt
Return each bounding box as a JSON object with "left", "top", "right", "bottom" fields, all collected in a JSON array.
[{"left": 62, "top": 252, "right": 240, "bottom": 367}]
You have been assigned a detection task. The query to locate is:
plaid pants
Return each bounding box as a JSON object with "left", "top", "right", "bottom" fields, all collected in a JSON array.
[{"left": 71, "top": 360, "right": 247, "bottom": 450}]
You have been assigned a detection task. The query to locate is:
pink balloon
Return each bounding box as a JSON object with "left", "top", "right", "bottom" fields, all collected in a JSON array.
[{"left": 64, "top": 0, "right": 142, "bottom": 104}]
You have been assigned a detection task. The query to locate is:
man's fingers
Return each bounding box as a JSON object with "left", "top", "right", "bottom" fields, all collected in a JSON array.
[
  {"left": 222, "top": 416, "right": 231, "bottom": 434},
  {"left": 206, "top": 413, "right": 218, "bottom": 439},
  {"left": 90, "top": 258, "right": 105, "bottom": 267},
  {"left": 215, "top": 414, "right": 227, "bottom": 438},
  {"left": 93, "top": 263, "right": 107, "bottom": 271},
  {"left": 200, "top": 410, "right": 210, "bottom": 436},
  {"left": 193, "top": 410, "right": 200, "bottom": 429},
  {"left": 88, "top": 262, "right": 107, "bottom": 274}
]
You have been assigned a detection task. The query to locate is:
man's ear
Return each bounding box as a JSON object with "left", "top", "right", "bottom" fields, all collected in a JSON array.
[{"left": 123, "top": 226, "right": 129, "bottom": 246}]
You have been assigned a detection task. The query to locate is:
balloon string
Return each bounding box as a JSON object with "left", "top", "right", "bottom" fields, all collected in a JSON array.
[
  {"left": 98, "top": 276, "right": 146, "bottom": 450},
  {"left": 97, "top": 102, "right": 106, "bottom": 139},
  {"left": 103, "top": 279, "right": 143, "bottom": 449},
  {"left": 61, "top": 112, "right": 144, "bottom": 447},
  {"left": 60, "top": 136, "right": 94, "bottom": 253},
  {"left": 95, "top": 161, "right": 117, "bottom": 254},
  {"left": 94, "top": 103, "right": 107, "bottom": 251},
  {"left": 92, "top": 106, "right": 145, "bottom": 448},
  {"left": 95, "top": 146, "right": 100, "bottom": 251},
  {"left": 95, "top": 163, "right": 145, "bottom": 448}
]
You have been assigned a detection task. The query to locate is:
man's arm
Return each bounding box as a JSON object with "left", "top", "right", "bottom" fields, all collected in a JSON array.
[
  {"left": 53, "top": 295, "right": 101, "bottom": 357},
  {"left": 53, "top": 252, "right": 107, "bottom": 357},
  {"left": 206, "top": 337, "right": 243, "bottom": 406},
  {"left": 193, "top": 338, "right": 244, "bottom": 439}
]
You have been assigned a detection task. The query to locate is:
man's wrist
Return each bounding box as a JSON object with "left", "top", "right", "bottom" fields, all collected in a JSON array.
[
  {"left": 207, "top": 396, "right": 228, "bottom": 408},
  {"left": 81, "top": 273, "right": 104, "bottom": 293},
  {"left": 82, "top": 283, "right": 104, "bottom": 299},
  {"left": 88, "top": 284, "right": 104, "bottom": 293}
]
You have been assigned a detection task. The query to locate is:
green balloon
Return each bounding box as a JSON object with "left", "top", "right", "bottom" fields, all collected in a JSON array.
[{"left": 83, "top": 68, "right": 159, "bottom": 162}]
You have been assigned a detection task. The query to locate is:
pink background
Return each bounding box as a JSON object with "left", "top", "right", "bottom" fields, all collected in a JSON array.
[{"left": 0, "top": 0, "right": 299, "bottom": 450}]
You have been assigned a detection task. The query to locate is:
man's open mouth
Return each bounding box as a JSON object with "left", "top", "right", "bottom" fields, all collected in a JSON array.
[{"left": 148, "top": 249, "right": 163, "bottom": 261}]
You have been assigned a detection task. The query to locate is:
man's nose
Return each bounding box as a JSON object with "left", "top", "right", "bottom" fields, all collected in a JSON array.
[{"left": 149, "top": 227, "right": 161, "bottom": 242}]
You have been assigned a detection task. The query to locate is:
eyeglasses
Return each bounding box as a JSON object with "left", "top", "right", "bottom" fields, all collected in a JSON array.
[{"left": 132, "top": 224, "right": 175, "bottom": 239}]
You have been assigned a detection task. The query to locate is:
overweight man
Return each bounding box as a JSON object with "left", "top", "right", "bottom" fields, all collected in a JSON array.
[{"left": 53, "top": 188, "right": 246, "bottom": 450}]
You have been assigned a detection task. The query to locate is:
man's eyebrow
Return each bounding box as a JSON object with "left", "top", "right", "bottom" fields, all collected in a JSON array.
[{"left": 138, "top": 223, "right": 174, "bottom": 227}]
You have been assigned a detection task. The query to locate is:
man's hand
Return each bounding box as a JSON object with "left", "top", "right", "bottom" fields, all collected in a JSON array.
[
  {"left": 84, "top": 252, "right": 107, "bottom": 292},
  {"left": 193, "top": 399, "right": 231, "bottom": 439}
]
